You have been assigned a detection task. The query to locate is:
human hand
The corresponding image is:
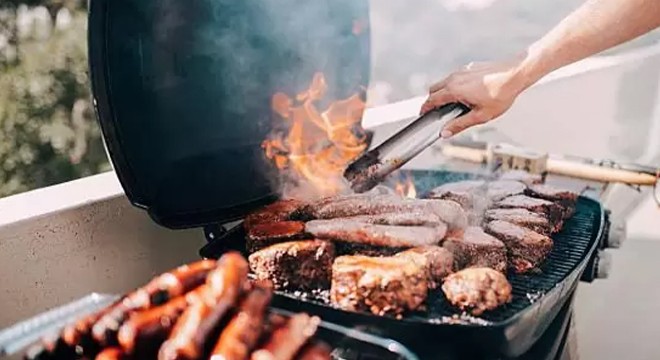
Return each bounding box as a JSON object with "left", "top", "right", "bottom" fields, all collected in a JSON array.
[{"left": 420, "top": 58, "right": 531, "bottom": 138}]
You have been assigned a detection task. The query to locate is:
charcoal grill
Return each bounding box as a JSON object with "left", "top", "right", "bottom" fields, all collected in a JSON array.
[{"left": 200, "top": 170, "right": 607, "bottom": 359}]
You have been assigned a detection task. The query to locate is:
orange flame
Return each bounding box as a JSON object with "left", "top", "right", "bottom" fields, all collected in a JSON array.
[
  {"left": 262, "top": 73, "right": 368, "bottom": 199},
  {"left": 393, "top": 173, "right": 417, "bottom": 199}
]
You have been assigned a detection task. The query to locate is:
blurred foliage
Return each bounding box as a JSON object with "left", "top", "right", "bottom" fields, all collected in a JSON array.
[{"left": 0, "top": 0, "right": 109, "bottom": 197}]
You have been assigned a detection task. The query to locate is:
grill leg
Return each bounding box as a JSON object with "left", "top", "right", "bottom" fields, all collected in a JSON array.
[{"left": 557, "top": 312, "right": 579, "bottom": 360}]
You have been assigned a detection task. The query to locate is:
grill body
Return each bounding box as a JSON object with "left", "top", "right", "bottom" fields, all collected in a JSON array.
[{"left": 201, "top": 170, "right": 606, "bottom": 358}]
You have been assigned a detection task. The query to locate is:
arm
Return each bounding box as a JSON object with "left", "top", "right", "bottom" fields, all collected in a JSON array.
[{"left": 422, "top": 0, "right": 660, "bottom": 137}]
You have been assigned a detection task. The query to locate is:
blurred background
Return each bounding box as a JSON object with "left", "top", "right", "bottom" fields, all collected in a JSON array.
[{"left": 1, "top": 0, "right": 659, "bottom": 198}]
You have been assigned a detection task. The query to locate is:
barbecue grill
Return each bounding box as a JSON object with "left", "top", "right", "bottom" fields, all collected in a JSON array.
[
  {"left": 199, "top": 169, "right": 608, "bottom": 359},
  {"left": 37, "top": 0, "right": 616, "bottom": 359}
]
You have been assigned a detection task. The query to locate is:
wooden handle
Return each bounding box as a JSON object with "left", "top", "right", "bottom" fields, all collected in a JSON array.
[
  {"left": 440, "top": 144, "right": 658, "bottom": 186},
  {"left": 547, "top": 158, "right": 657, "bottom": 185}
]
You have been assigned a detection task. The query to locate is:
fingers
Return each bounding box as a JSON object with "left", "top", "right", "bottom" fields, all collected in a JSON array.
[
  {"left": 429, "top": 78, "right": 449, "bottom": 94},
  {"left": 420, "top": 89, "right": 457, "bottom": 115},
  {"left": 440, "top": 111, "right": 490, "bottom": 138}
]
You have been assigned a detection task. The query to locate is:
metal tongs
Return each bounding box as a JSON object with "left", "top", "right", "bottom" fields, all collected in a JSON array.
[{"left": 344, "top": 103, "right": 470, "bottom": 192}]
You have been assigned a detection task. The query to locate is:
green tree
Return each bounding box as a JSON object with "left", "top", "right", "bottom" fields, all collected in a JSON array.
[{"left": 0, "top": 0, "right": 108, "bottom": 197}]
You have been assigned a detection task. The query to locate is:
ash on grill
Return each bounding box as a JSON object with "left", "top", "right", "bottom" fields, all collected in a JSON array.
[{"left": 243, "top": 171, "right": 579, "bottom": 318}]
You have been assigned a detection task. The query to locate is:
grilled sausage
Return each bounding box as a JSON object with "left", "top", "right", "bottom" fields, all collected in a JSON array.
[
  {"left": 209, "top": 282, "right": 273, "bottom": 360},
  {"left": 95, "top": 347, "right": 129, "bottom": 360},
  {"left": 250, "top": 314, "right": 321, "bottom": 360},
  {"left": 339, "top": 211, "right": 445, "bottom": 227},
  {"left": 295, "top": 341, "right": 333, "bottom": 360},
  {"left": 92, "top": 260, "right": 217, "bottom": 346},
  {"left": 158, "top": 252, "right": 249, "bottom": 360},
  {"left": 117, "top": 291, "right": 199, "bottom": 356},
  {"left": 305, "top": 220, "right": 446, "bottom": 248}
]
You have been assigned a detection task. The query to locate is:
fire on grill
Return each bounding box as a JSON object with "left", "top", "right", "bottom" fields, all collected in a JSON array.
[
  {"left": 22, "top": 253, "right": 334, "bottom": 360},
  {"left": 243, "top": 171, "right": 579, "bottom": 318},
  {"left": 251, "top": 73, "right": 581, "bottom": 319}
]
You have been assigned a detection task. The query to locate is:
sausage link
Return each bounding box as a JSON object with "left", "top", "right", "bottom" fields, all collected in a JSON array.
[{"left": 250, "top": 314, "right": 321, "bottom": 360}]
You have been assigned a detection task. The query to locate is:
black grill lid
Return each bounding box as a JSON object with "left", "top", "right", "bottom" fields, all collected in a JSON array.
[{"left": 88, "top": 0, "right": 371, "bottom": 228}]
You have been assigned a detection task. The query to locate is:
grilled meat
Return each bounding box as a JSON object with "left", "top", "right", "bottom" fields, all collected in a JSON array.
[
  {"left": 494, "top": 195, "right": 564, "bottom": 226},
  {"left": 330, "top": 255, "right": 428, "bottom": 317},
  {"left": 248, "top": 240, "right": 335, "bottom": 290},
  {"left": 498, "top": 170, "right": 544, "bottom": 186},
  {"left": 486, "top": 180, "right": 527, "bottom": 203},
  {"left": 395, "top": 246, "right": 454, "bottom": 288},
  {"left": 159, "top": 252, "right": 249, "bottom": 360},
  {"left": 485, "top": 220, "right": 553, "bottom": 273},
  {"left": 244, "top": 199, "right": 305, "bottom": 229},
  {"left": 426, "top": 180, "right": 486, "bottom": 209},
  {"left": 210, "top": 282, "right": 273, "bottom": 360},
  {"left": 246, "top": 221, "right": 307, "bottom": 253},
  {"left": 250, "top": 313, "right": 321, "bottom": 360},
  {"left": 442, "top": 227, "right": 508, "bottom": 273},
  {"left": 96, "top": 347, "right": 128, "bottom": 360},
  {"left": 525, "top": 184, "right": 579, "bottom": 219},
  {"left": 92, "top": 259, "right": 217, "bottom": 347},
  {"left": 305, "top": 195, "right": 468, "bottom": 230},
  {"left": 484, "top": 208, "right": 557, "bottom": 235},
  {"left": 442, "top": 267, "right": 512, "bottom": 316},
  {"left": 305, "top": 220, "right": 446, "bottom": 248},
  {"left": 341, "top": 211, "right": 445, "bottom": 227},
  {"left": 296, "top": 341, "right": 333, "bottom": 360}
]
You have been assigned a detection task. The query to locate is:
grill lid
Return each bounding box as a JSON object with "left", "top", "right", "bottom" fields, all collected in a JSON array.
[{"left": 88, "top": 0, "right": 370, "bottom": 228}]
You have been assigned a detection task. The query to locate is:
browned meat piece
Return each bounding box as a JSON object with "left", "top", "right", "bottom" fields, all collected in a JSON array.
[
  {"left": 485, "top": 220, "right": 553, "bottom": 273},
  {"left": 494, "top": 195, "right": 564, "bottom": 226},
  {"left": 246, "top": 221, "right": 307, "bottom": 253},
  {"left": 484, "top": 208, "right": 557, "bottom": 235},
  {"left": 395, "top": 246, "right": 454, "bottom": 288},
  {"left": 210, "top": 282, "right": 273, "bottom": 360},
  {"left": 305, "top": 220, "right": 446, "bottom": 248},
  {"left": 244, "top": 199, "right": 305, "bottom": 229},
  {"left": 306, "top": 195, "right": 468, "bottom": 230},
  {"left": 525, "top": 184, "right": 579, "bottom": 219},
  {"left": 159, "top": 252, "right": 249, "bottom": 360},
  {"left": 295, "top": 341, "right": 333, "bottom": 360},
  {"left": 442, "top": 267, "right": 512, "bottom": 316},
  {"left": 426, "top": 180, "right": 486, "bottom": 209},
  {"left": 250, "top": 313, "right": 321, "bottom": 360},
  {"left": 498, "top": 170, "right": 544, "bottom": 186},
  {"left": 330, "top": 255, "right": 428, "bottom": 317},
  {"left": 248, "top": 240, "right": 335, "bottom": 290},
  {"left": 442, "top": 227, "right": 507, "bottom": 273},
  {"left": 341, "top": 211, "right": 445, "bottom": 227},
  {"left": 486, "top": 180, "right": 527, "bottom": 202}
]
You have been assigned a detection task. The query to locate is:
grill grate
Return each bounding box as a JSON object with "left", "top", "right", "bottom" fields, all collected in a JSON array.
[{"left": 201, "top": 169, "right": 603, "bottom": 327}]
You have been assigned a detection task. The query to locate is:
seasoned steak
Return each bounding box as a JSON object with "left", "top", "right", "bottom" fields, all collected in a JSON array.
[
  {"left": 341, "top": 211, "right": 444, "bottom": 227},
  {"left": 305, "top": 220, "right": 447, "bottom": 248},
  {"left": 485, "top": 220, "right": 553, "bottom": 273},
  {"left": 442, "top": 267, "right": 512, "bottom": 316},
  {"left": 244, "top": 199, "right": 305, "bottom": 229},
  {"left": 484, "top": 208, "right": 557, "bottom": 235},
  {"left": 246, "top": 221, "right": 307, "bottom": 253},
  {"left": 442, "top": 226, "right": 507, "bottom": 273},
  {"left": 498, "top": 170, "right": 544, "bottom": 186},
  {"left": 330, "top": 255, "right": 428, "bottom": 317},
  {"left": 486, "top": 180, "right": 527, "bottom": 203},
  {"left": 305, "top": 195, "right": 468, "bottom": 230},
  {"left": 525, "top": 184, "right": 579, "bottom": 219},
  {"left": 395, "top": 246, "right": 454, "bottom": 288},
  {"left": 426, "top": 180, "right": 486, "bottom": 209},
  {"left": 248, "top": 240, "right": 335, "bottom": 290},
  {"left": 494, "top": 195, "right": 564, "bottom": 226}
]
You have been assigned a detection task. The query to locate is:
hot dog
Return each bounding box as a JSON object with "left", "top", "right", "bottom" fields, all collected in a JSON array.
[
  {"left": 250, "top": 313, "right": 321, "bottom": 360},
  {"left": 92, "top": 259, "right": 217, "bottom": 346},
  {"left": 209, "top": 281, "right": 273, "bottom": 360},
  {"left": 158, "top": 252, "right": 249, "bottom": 360}
]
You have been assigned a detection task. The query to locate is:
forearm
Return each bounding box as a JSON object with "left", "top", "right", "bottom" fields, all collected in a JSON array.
[{"left": 514, "top": 0, "right": 660, "bottom": 90}]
